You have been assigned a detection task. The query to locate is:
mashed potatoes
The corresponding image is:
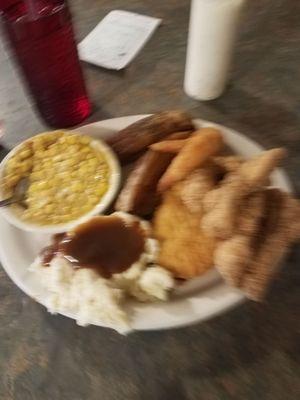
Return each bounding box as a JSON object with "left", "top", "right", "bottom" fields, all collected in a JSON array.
[{"left": 30, "top": 213, "right": 174, "bottom": 333}]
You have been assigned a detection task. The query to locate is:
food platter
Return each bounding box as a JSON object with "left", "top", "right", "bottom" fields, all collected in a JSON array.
[{"left": 0, "top": 115, "right": 293, "bottom": 332}]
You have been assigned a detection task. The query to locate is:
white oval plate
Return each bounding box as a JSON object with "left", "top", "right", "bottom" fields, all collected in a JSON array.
[{"left": 0, "top": 116, "right": 293, "bottom": 331}]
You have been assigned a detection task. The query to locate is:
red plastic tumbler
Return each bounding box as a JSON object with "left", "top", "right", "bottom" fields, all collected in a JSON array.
[{"left": 1, "top": 0, "right": 91, "bottom": 128}]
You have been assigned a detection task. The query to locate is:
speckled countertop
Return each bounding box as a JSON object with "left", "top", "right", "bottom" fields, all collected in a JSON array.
[{"left": 0, "top": 1, "right": 299, "bottom": 399}]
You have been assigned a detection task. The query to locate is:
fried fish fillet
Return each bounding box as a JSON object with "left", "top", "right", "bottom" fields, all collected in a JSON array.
[
  {"left": 241, "top": 189, "right": 300, "bottom": 301},
  {"left": 152, "top": 188, "right": 216, "bottom": 279},
  {"left": 239, "top": 148, "right": 286, "bottom": 187},
  {"left": 201, "top": 148, "right": 286, "bottom": 240},
  {"left": 214, "top": 191, "right": 267, "bottom": 287},
  {"left": 212, "top": 156, "right": 244, "bottom": 174},
  {"left": 215, "top": 188, "right": 300, "bottom": 301},
  {"left": 178, "top": 161, "right": 224, "bottom": 214}
]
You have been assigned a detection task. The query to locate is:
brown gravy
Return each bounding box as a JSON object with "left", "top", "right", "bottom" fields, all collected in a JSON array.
[
  {"left": 41, "top": 216, "right": 145, "bottom": 279},
  {"left": 40, "top": 233, "right": 66, "bottom": 266}
]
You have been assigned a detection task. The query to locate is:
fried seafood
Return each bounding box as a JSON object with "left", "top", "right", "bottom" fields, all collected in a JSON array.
[
  {"left": 112, "top": 112, "right": 298, "bottom": 302},
  {"left": 239, "top": 148, "right": 286, "bottom": 187},
  {"left": 178, "top": 162, "right": 224, "bottom": 214},
  {"left": 214, "top": 186, "right": 300, "bottom": 301},
  {"left": 215, "top": 235, "right": 253, "bottom": 287},
  {"left": 241, "top": 190, "right": 300, "bottom": 301},
  {"left": 150, "top": 139, "right": 189, "bottom": 153},
  {"left": 153, "top": 189, "right": 216, "bottom": 279},
  {"left": 165, "top": 131, "right": 194, "bottom": 141},
  {"left": 150, "top": 130, "right": 193, "bottom": 153},
  {"left": 237, "top": 191, "right": 266, "bottom": 236},
  {"left": 201, "top": 174, "right": 248, "bottom": 239},
  {"left": 158, "top": 127, "right": 223, "bottom": 192},
  {"left": 201, "top": 149, "right": 286, "bottom": 239},
  {"left": 215, "top": 190, "right": 267, "bottom": 286},
  {"left": 212, "top": 156, "right": 243, "bottom": 174}
]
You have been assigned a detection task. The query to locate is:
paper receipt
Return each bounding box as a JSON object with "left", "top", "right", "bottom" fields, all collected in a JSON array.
[{"left": 78, "top": 10, "right": 162, "bottom": 70}]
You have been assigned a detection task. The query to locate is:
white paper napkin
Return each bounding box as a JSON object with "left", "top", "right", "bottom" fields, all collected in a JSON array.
[{"left": 78, "top": 10, "right": 162, "bottom": 70}]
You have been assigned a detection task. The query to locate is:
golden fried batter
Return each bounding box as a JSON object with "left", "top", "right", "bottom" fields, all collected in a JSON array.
[
  {"left": 158, "top": 128, "right": 223, "bottom": 192},
  {"left": 152, "top": 188, "right": 216, "bottom": 279},
  {"left": 178, "top": 162, "right": 224, "bottom": 214}
]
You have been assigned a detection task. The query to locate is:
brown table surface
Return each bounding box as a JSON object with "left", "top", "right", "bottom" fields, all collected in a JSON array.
[{"left": 0, "top": 1, "right": 299, "bottom": 399}]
